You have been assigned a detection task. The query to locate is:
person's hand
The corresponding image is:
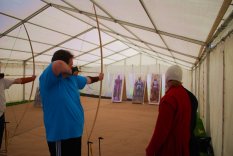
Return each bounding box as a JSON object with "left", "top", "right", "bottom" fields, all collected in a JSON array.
[
  {"left": 99, "top": 73, "right": 104, "bottom": 81},
  {"left": 72, "top": 66, "right": 79, "bottom": 75},
  {"left": 32, "top": 75, "right": 36, "bottom": 81}
]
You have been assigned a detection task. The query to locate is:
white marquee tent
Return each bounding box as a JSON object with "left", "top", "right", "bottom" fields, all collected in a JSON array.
[{"left": 0, "top": 0, "right": 233, "bottom": 155}]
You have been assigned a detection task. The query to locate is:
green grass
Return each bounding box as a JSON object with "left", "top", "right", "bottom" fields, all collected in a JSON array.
[{"left": 6, "top": 100, "right": 33, "bottom": 107}]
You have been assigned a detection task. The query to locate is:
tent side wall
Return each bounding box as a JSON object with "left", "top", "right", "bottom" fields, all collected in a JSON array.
[
  {"left": 209, "top": 43, "right": 224, "bottom": 156},
  {"left": 223, "top": 33, "right": 233, "bottom": 156},
  {"left": 194, "top": 32, "right": 233, "bottom": 156}
]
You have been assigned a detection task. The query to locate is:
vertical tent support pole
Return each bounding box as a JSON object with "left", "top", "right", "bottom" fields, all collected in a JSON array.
[
  {"left": 221, "top": 49, "right": 225, "bottom": 156},
  {"left": 23, "top": 61, "right": 26, "bottom": 101}
]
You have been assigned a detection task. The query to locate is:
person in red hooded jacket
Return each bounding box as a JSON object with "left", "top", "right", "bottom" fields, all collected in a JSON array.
[{"left": 146, "top": 65, "right": 196, "bottom": 156}]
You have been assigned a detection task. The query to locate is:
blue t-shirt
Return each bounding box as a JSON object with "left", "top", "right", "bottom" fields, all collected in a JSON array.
[{"left": 39, "top": 63, "right": 87, "bottom": 141}]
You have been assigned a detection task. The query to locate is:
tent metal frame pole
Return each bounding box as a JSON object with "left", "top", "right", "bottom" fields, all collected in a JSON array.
[
  {"left": 206, "top": 52, "right": 210, "bottom": 135},
  {"left": 1, "top": 8, "right": 184, "bottom": 61},
  {"left": 0, "top": 4, "right": 50, "bottom": 38},
  {"left": 88, "top": 0, "right": 162, "bottom": 63},
  {"left": 222, "top": 49, "right": 225, "bottom": 156},
  {"left": 195, "top": 68, "right": 198, "bottom": 101},
  {"left": 196, "top": 0, "right": 232, "bottom": 65},
  {"left": 0, "top": 12, "right": 73, "bottom": 38},
  {"left": 25, "top": 28, "right": 94, "bottom": 61},
  {"left": 191, "top": 70, "right": 193, "bottom": 92},
  {"left": 139, "top": 53, "right": 142, "bottom": 75},
  {"left": 0, "top": 0, "right": 230, "bottom": 70},
  {"left": 202, "top": 60, "right": 205, "bottom": 119},
  {"left": 209, "top": 10, "right": 233, "bottom": 46},
  {"left": 102, "top": 29, "right": 198, "bottom": 60},
  {"left": 57, "top": 0, "right": 197, "bottom": 67},
  {"left": 198, "top": 64, "right": 201, "bottom": 115},
  {"left": 74, "top": 40, "right": 117, "bottom": 59},
  {"left": 139, "top": 0, "right": 175, "bottom": 62},
  {"left": 102, "top": 31, "right": 196, "bottom": 66},
  {"left": 80, "top": 47, "right": 130, "bottom": 67},
  {"left": 23, "top": 61, "right": 26, "bottom": 101},
  {"left": 50, "top": 1, "right": 204, "bottom": 46}
]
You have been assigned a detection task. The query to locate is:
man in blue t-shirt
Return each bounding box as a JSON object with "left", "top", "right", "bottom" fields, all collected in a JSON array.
[{"left": 39, "top": 49, "right": 104, "bottom": 156}]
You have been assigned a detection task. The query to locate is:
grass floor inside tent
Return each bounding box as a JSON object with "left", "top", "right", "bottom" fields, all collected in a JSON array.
[{"left": 6, "top": 100, "right": 33, "bottom": 107}]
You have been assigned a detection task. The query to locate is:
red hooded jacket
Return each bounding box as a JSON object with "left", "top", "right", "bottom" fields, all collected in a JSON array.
[{"left": 146, "top": 85, "right": 191, "bottom": 156}]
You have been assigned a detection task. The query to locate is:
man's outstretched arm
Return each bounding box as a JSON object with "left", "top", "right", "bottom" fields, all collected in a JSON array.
[{"left": 13, "top": 75, "right": 36, "bottom": 84}]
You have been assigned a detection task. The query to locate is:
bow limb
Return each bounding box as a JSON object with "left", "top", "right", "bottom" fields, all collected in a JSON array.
[
  {"left": 88, "top": 4, "right": 103, "bottom": 141},
  {"left": 23, "top": 23, "right": 35, "bottom": 101},
  {"left": 11, "top": 23, "right": 35, "bottom": 137}
]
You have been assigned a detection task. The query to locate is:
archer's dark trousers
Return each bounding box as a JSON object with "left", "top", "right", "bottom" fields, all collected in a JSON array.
[
  {"left": 0, "top": 114, "right": 5, "bottom": 149},
  {"left": 47, "top": 137, "right": 82, "bottom": 156}
]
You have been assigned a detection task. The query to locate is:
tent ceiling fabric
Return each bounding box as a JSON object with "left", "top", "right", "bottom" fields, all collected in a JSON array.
[{"left": 0, "top": 0, "right": 232, "bottom": 69}]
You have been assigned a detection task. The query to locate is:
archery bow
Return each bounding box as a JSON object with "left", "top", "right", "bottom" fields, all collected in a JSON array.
[
  {"left": 10, "top": 23, "right": 35, "bottom": 138},
  {"left": 87, "top": 3, "right": 103, "bottom": 142}
]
